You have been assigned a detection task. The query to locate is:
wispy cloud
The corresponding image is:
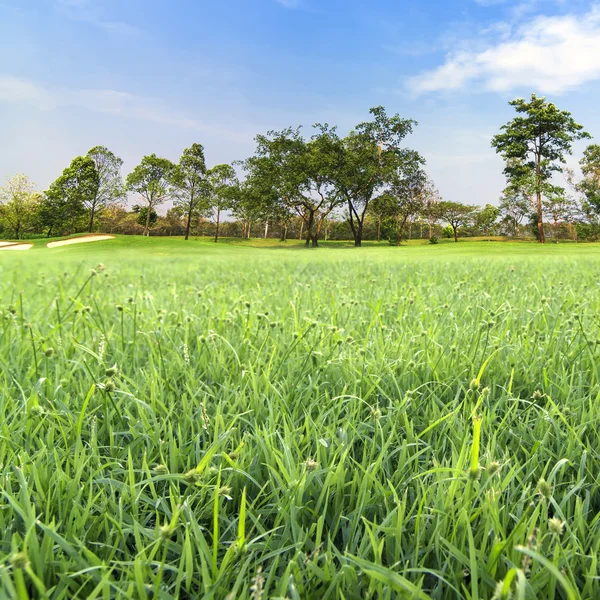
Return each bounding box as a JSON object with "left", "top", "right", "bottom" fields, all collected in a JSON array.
[
  {"left": 409, "top": 7, "right": 600, "bottom": 95},
  {"left": 55, "top": 0, "right": 140, "bottom": 35},
  {"left": 0, "top": 75, "right": 252, "bottom": 141}
]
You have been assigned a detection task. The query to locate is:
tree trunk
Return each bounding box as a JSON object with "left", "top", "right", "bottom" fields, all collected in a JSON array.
[
  {"left": 377, "top": 217, "right": 381, "bottom": 242},
  {"left": 554, "top": 219, "right": 559, "bottom": 244},
  {"left": 144, "top": 206, "right": 151, "bottom": 237},
  {"left": 299, "top": 220, "right": 304, "bottom": 240},
  {"left": 354, "top": 222, "right": 363, "bottom": 247},
  {"left": 88, "top": 205, "right": 96, "bottom": 233},
  {"left": 185, "top": 208, "right": 192, "bottom": 241},
  {"left": 264, "top": 220, "right": 269, "bottom": 239},
  {"left": 428, "top": 222, "right": 433, "bottom": 240},
  {"left": 280, "top": 225, "right": 287, "bottom": 242},
  {"left": 247, "top": 221, "right": 251, "bottom": 239},
  {"left": 453, "top": 226, "right": 458, "bottom": 243},
  {"left": 214, "top": 210, "right": 220, "bottom": 243},
  {"left": 535, "top": 155, "right": 546, "bottom": 244}
]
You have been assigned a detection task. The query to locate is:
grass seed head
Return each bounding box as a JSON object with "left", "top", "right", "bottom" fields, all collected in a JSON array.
[
  {"left": 548, "top": 517, "right": 564, "bottom": 536},
  {"left": 537, "top": 478, "right": 552, "bottom": 498},
  {"left": 44, "top": 347, "right": 55, "bottom": 358},
  {"left": 469, "top": 378, "right": 480, "bottom": 391},
  {"left": 154, "top": 464, "right": 169, "bottom": 475},
  {"left": 304, "top": 458, "right": 318, "bottom": 471},
  {"left": 10, "top": 552, "right": 29, "bottom": 570}
]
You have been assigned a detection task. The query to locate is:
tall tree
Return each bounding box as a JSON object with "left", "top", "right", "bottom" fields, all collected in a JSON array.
[
  {"left": 86, "top": 146, "right": 124, "bottom": 232},
  {"left": 438, "top": 201, "right": 477, "bottom": 243},
  {"left": 334, "top": 107, "right": 421, "bottom": 247},
  {"left": 126, "top": 154, "right": 175, "bottom": 236},
  {"left": 492, "top": 94, "right": 590, "bottom": 243},
  {"left": 172, "top": 144, "right": 208, "bottom": 240},
  {"left": 0, "top": 174, "right": 39, "bottom": 239},
  {"left": 43, "top": 156, "right": 99, "bottom": 236},
  {"left": 207, "top": 164, "right": 237, "bottom": 243}
]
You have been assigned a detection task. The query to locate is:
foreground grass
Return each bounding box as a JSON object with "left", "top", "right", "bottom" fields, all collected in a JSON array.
[{"left": 1, "top": 238, "right": 600, "bottom": 599}]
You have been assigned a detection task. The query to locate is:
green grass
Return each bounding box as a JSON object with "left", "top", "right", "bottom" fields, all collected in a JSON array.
[{"left": 1, "top": 236, "right": 600, "bottom": 599}]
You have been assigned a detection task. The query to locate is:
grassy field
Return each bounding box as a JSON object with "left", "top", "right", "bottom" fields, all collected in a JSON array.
[{"left": 1, "top": 236, "right": 600, "bottom": 599}]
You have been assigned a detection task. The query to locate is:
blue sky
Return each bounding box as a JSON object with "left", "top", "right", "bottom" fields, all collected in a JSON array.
[{"left": 1, "top": 0, "right": 600, "bottom": 206}]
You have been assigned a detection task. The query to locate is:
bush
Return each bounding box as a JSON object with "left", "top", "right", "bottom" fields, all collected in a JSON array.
[
  {"left": 442, "top": 225, "right": 454, "bottom": 238},
  {"left": 429, "top": 236, "right": 439, "bottom": 245}
]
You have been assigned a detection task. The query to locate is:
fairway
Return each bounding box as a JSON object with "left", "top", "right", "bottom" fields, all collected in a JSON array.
[{"left": 2, "top": 237, "right": 600, "bottom": 599}]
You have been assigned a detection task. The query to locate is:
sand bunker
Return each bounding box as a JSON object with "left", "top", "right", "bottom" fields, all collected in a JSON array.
[
  {"left": 47, "top": 235, "right": 115, "bottom": 248},
  {"left": 0, "top": 243, "right": 33, "bottom": 251}
]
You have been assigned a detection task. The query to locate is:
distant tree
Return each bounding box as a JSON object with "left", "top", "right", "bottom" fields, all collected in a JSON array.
[
  {"left": 43, "top": 156, "right": 99, "bottom": 236},
  {"left": 207, "top": 164, "right": 237, "bottom": 243},
  {"left": 245, "top": 125, "right": 343, "bottom": 247},
  {"left": 172, "top": 143, "right": 208, "bottom": 241},
  {"left": 438, "top": 201, "right": 478, "bottom": 242},
  {"left": 133, "top": 205, "right": 158, "bottom": 231},
  {"left": 421, "top": 179, "right": 441, "bottom": 240},
  {"left": 544, "top": 189, "right": 574, "bottom": 243},
  {"left": 499, "top": 184, "right": 531, "bottom": 236},
  {"left": 578, "top": 144, "right": 600, "bottom": 215},
  {"left": 492, "top": 94, "right": 590, "bottom": 243},
  {"left": 474, "top": 203, "right": 500, "bottom": 237},
  {"left": 126, "top": 154, "right": 175, "bottom": 236},
  {"left": 369, "top": 193, "right": 398, "bottom": 242},
  {"left": 386, "top": 164, "right": 428, "bottom": 245},
  {"left": 86, "top": 146, "right": 125, "bottom": 232},
  {"left": 0, "top": 174, "right": 39, "bottom": 239},
  {"left": 334, "top": 107, "right": 422, "bottom": 247}
]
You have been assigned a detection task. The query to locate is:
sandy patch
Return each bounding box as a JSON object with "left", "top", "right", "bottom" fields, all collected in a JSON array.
[
  {"left": 47, "top": 235, "right": 115, "bottom": 248},
  {"left": 0, "top": 243, "right": 33, "bottom": 251}
]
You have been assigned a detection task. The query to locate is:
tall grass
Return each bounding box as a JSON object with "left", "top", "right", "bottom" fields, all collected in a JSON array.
[{"left": 1, "top": 244, "right": 600, "bottom": 598}]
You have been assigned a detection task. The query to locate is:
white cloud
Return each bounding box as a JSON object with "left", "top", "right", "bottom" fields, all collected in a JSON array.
[
  {"left": 0, "top": 75, "right": 251, "bottom": 142},
  {"left": 410, "top": 7, "right": 600, "bottom": 94}
]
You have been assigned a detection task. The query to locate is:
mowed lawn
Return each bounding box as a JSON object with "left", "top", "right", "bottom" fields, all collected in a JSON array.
[{"left": 2, "top": 236, "right": 600, "bottom": 599}]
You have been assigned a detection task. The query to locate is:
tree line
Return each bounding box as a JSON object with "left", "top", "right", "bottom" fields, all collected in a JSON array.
[{"left": 1, "top": 97, "right": 599, "bottom": 245}]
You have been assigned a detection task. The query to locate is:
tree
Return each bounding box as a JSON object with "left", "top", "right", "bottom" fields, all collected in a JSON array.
[
  {"left": 578, "top": 144, "right": 600, "bottom": 215},
  {"left": 369, "top": 193, "right": 398, "bottom": 242},
  {"left": 126, "top": 154, "right": 175, "bottom": 236},
  {"left": 421, "top": 179, "right": 441, "bottom": 240},
  {"left": 86, "top": 146, "right": 124, "bottom": 232},
  {"left": 43, "top": 156, "right": 99, "bottom": 236},
  {"left": 386, "top": 164, "right": 428, "bottom": 245},
  {"left": 0, "top": 174, "right": 39, "bottom": 239},
  {"left": 492, "top": 94, "right": 590, "bottom": 243},
  {"left": 207, "top": 164, "right": 236, "bottom": 243},
  {"left": 544, "top": 189, "right": 574, "bottom": 243},
  {"left": 438, "top": 201, "right": 477, "bottom": 242},
  {"left": 244, "top": 125, "right": 344, "bottom": 247},
  {"left": 498, "top": 184, "right": 531, "bottom": 236},
  {"left": 172, "top": 143, "right": 208, "bottom": 240},
  {"left": 334, "top": 107, "right": 421, "bottom": 247},
  {"left": 474, "top": 204, "right": 500, "bottom": 237},
  {"left": 133, "top": 205, "right": 158, "bottom": 231}
]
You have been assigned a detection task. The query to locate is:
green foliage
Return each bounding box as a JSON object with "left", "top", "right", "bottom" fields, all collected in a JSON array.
[
  {"left": 0, "top": 174, "right": 40, "bottom": 239},
  {"left": 492, "top": 94, "right": 589, "bottom": 243},
  {"left": 429, "top": 235, "right": 439, "bottom": 244},
  {"left": 442, "top": 224, "right": 454, "bottom": 238},
  {"left": 126, "top": 154, "right": 176, "bottom": 235},
  {"left": 1, "top": 239, "right": 600, "bottom": 598},
  {"left": 86, "top": 146, "right": 125, "bottom": 231},
  {"left": 42, "top": 155, "right": 100, "bottom": 236},
  {"left": 132, "top": 204, "right": 158, "bottom": 229},
  {"left": 438, "top": 201, "right": 478, "bottom": 242},
  {"left": 578, "top": 144, "right": 600, "bottom": 215}
]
